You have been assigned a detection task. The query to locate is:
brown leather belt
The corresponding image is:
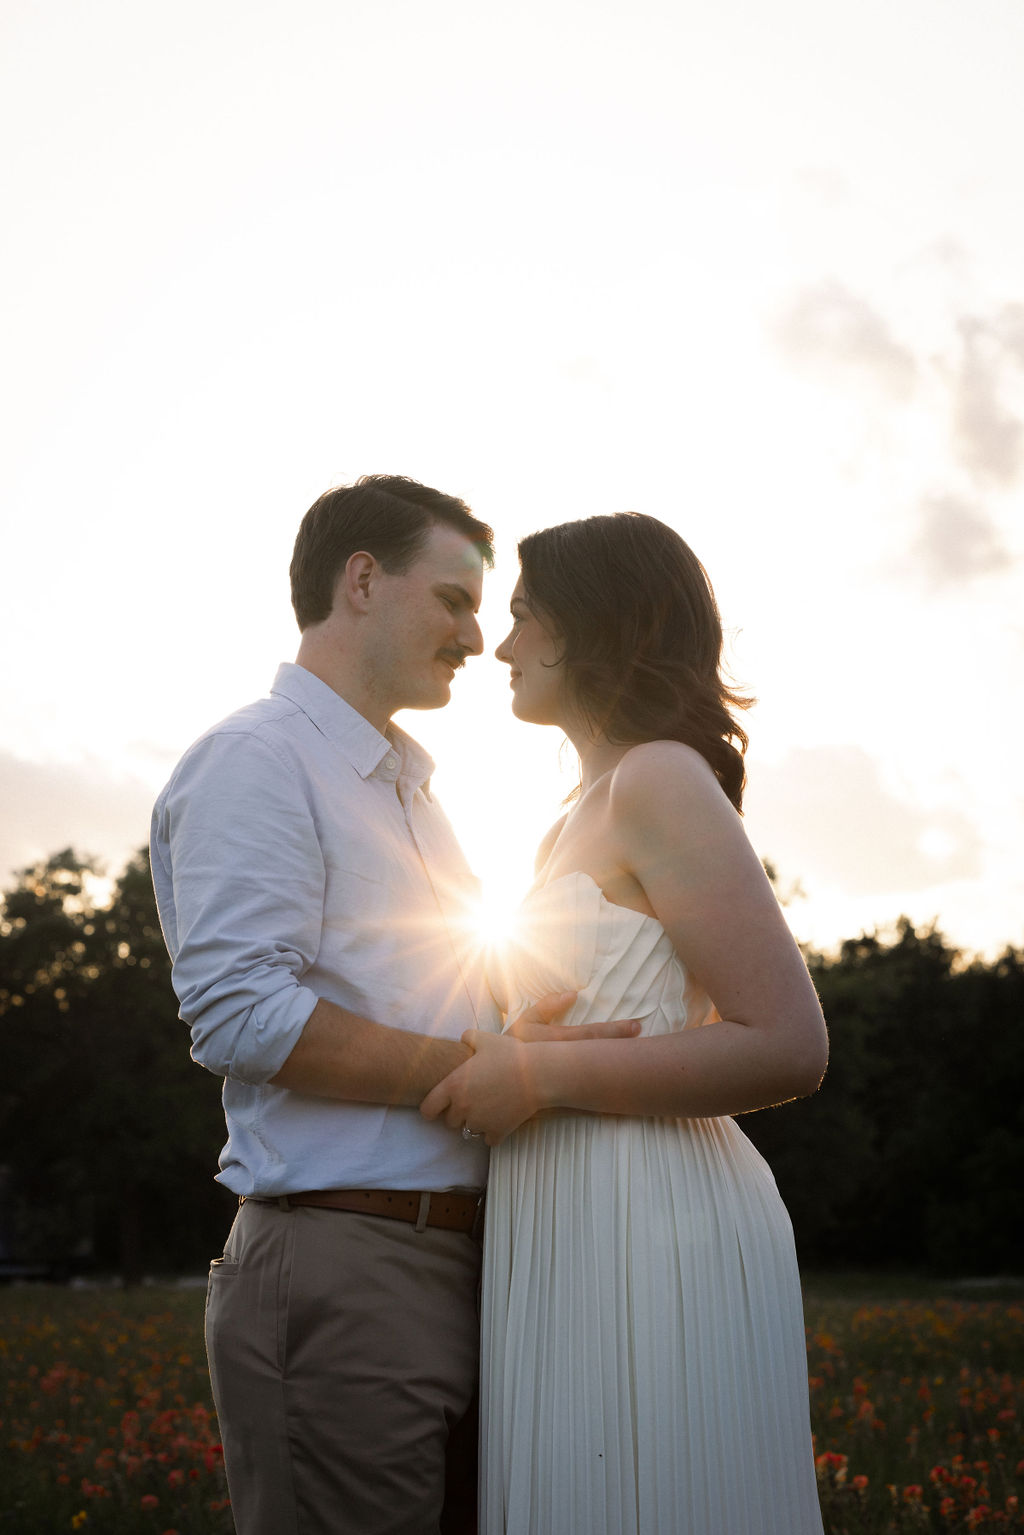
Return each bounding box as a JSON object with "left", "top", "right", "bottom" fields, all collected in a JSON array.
[{"left": 241, "top": 1187, "right": 484, "bottom": 1235}]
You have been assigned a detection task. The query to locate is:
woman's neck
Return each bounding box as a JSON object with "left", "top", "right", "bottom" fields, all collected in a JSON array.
[{"left": 565, "top": 727, "right": 634, "bottom": 795}]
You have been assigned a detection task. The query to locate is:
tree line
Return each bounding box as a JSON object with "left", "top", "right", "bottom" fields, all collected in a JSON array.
[{"left": 0, "top": 848, "right": 1020, "bottom": 1283}]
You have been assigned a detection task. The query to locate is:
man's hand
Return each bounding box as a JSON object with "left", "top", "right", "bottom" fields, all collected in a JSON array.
[{"left": 509, "top": 991, "right": 641, "bottom": 1043}]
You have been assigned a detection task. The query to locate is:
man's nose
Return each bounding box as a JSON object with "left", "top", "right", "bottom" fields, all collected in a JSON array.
[{"left": 460, "top": 613, "right": 484, "bottom": 656}]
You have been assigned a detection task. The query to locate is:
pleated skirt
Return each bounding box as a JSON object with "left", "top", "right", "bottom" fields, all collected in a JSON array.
[{"left": 479, "top": 1110, "right": 824, "bottom": 1535}]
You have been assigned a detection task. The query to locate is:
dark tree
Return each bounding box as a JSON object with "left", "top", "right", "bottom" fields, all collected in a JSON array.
[
  {"left": 743, "top": 918, "right": 1024, "bottom": 1273},
  {"left": 0, "top": 848, "right": 232, "bottom": 1282}
]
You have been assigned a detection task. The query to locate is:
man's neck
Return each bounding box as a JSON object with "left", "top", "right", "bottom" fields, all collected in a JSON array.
[{"left": 293, "top": 646, "right": 391, "bottom": 736}]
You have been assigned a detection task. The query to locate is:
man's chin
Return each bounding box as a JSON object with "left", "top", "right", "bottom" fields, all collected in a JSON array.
[{"left": 402, "top": 682, "right": 452, "bottom": 713}]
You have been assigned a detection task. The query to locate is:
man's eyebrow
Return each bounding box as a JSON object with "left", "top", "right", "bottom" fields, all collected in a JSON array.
[{"left": 434, "top": 581, "right": 480, "bottom": 613}]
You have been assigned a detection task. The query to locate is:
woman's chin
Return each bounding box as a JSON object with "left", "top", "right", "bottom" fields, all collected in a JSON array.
[{"left": 509, "top": 695, "right": 558, "bottom": 727}]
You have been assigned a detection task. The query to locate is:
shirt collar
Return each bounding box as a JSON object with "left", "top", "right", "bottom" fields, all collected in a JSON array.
[{"left": 270, "top": 663, "right": 436, "bottom": 789}]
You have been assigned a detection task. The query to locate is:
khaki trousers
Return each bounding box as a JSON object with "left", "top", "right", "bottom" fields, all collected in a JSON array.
[{"left": 205, "top": 1199, "right": 481, "bottom": 1535}]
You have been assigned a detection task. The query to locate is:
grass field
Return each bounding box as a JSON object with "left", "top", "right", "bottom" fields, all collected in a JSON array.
[{"left": 1, "top": 1274, "right": 1021, "bottom": 1532}]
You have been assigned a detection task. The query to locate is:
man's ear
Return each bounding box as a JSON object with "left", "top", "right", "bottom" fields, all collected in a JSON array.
[{"left": 343, "top": 550, "right": 377, "bottom": 612}]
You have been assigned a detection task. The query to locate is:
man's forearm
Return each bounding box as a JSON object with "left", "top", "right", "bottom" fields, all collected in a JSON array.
[{"left": 268, "top": 998, "right": 473, "bottom": 1105}]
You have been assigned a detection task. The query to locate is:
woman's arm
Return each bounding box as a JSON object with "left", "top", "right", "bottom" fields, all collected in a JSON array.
[{"left": 421, "top": 742, "right": 828, "bottom": 1143}]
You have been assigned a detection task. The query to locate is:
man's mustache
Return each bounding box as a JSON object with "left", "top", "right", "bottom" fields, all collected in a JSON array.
[{"left": 436, "top": 649, "right": 469, "bottom": 670}]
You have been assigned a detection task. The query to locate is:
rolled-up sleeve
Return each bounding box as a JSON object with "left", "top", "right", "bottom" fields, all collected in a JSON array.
[{"left": 151, "top": 729, "right": 322, "bottom": 1084}]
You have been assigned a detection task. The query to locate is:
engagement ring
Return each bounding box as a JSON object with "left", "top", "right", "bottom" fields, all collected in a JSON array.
[{"left": 462, "top": 1126, "right": 483, "bottom": 1140}]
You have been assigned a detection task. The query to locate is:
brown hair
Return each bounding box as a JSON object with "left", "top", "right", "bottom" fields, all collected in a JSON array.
[
  {"left": 518, "top": 512, "right": 753, "bottom": 811},
  {"left": 290, "top": 474, "right": 494, "bottom": 630}
]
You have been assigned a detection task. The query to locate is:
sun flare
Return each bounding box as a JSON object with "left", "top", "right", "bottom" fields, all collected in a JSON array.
[{"left": 467, "top": 884, "right": 524, "bottom": 950}]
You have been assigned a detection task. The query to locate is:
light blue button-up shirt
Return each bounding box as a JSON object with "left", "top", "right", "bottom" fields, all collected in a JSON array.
[{"left": 151, "top": 663, "right": 497, "bottom": 1196}]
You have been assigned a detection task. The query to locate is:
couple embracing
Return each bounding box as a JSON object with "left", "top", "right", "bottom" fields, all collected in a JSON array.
[{"left": 151, "top": 474, "right": 828, "bottom": 1535}]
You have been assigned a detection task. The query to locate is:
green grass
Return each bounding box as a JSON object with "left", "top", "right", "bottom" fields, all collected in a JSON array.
[{"left": 1, "top": 1276, "right": 1021, "bottom": 1532}]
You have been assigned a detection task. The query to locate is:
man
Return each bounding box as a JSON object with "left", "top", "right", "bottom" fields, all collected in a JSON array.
[{"left": 151, "top": 476, "right": 622, "bottom": 1535}]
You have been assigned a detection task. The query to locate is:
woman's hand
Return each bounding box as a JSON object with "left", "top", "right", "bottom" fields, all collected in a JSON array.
[
  {"left": 508, "top": 990, "right": 640, "bottom": 1043},
  {"left": 419, "top": 995, "right": 641, "bottom": 1144},
  {"left": 421, "top": 1031, "right": 548, "bottom": 1145}
]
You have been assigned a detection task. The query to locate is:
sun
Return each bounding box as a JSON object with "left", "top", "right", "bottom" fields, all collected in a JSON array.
[{"left": 467, "top": 884, "right": 523, "bottom": 949}]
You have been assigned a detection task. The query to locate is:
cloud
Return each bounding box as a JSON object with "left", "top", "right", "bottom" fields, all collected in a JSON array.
[
  {"left": 952, "top": 317, "right": 1024, "bottom": 485},
  {"left": 745, "top": 745, "right": 983, "bottom": 898},
  {"left": 0, "top": 750, "right": 155, "bottom": 887},
  {"left": 913, "top": 237, "right": 972, "bottom": 282},
  {"left": 775, "top": 280, "right": 918, "bottom": 400},
  {"left": 795, "top": 165, "right": 849, "bottom": 208},
  {"left": 991, "top": 301, "right": 1024, "bottom": 367},
  {"left": 904, "top": 493, "right": 1014, "bottom": 589}
]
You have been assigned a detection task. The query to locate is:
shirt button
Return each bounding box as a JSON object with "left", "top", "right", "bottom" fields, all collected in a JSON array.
[{"left": 385, "top": 756, "right": 397, "bottom": 771}]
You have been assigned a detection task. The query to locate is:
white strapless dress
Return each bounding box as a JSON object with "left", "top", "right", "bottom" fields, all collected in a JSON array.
[{"left": 480, "top": 872, "right": 823, "bottom": 1535}]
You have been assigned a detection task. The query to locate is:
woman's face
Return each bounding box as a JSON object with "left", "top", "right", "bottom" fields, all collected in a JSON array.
[{"left": 494, "top": 577, "right": 566, "bottom": 725}]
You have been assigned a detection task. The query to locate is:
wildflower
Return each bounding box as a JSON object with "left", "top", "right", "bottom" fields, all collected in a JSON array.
[
  {"left": 140, "top": 1494, "right": 158, "bottom": 1510},
  {"left": 815, "top": 1450, "right": 848, "bottom": 1487},
  {"left": 71, "top": 1516, "right": 88, "bottom": 1530},
  {"left": 166, "top": 1466, "right": 185, "bottom": 1488}
]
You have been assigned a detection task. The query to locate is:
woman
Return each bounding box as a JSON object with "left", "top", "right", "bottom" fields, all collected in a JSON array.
[{"left": 422, "top": 512, "right": 828, "bottom": 1535}]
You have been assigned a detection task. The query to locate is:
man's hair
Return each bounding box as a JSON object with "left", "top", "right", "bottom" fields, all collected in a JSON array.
[{"left": 290, "top": 474, "right": 495, "bottom": 630}]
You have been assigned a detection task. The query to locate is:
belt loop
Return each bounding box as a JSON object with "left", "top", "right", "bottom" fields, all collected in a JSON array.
[
  {"left": 471, "top": 1192, "right": 485, "bottom": 1240},
  {"left": 414, "top": 1192, "right": 431, "bottom": 1234},
  {"left": 277, "top": 1195, "right": 292, "bottom": 1212}
]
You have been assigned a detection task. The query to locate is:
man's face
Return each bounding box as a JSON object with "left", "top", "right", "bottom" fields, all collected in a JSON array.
[{"left": 364, "top": 523, "right": 485, "bottom": 717}]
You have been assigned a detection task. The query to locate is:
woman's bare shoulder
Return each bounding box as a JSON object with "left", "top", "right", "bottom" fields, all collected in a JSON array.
[{"left": 609, "top": 740, "right": 721, "bottom": 805}]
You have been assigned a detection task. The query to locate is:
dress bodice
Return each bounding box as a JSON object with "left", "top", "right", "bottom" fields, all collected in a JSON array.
[{"left": 496, "top": 870, "right": 715, "bottom": 1038}]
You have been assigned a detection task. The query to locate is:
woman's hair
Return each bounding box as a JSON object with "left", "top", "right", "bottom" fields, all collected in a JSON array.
[
  {"left": 290, "top": 474, "right": 494, "bottom": 631},
  {"left": 517, "top": 512, "right": 753, "bottom": 811}
]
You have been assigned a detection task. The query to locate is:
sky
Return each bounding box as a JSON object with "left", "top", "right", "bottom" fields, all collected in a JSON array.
[{"left": 3, "top": 0, "right": 1023, "bottom": 958}]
